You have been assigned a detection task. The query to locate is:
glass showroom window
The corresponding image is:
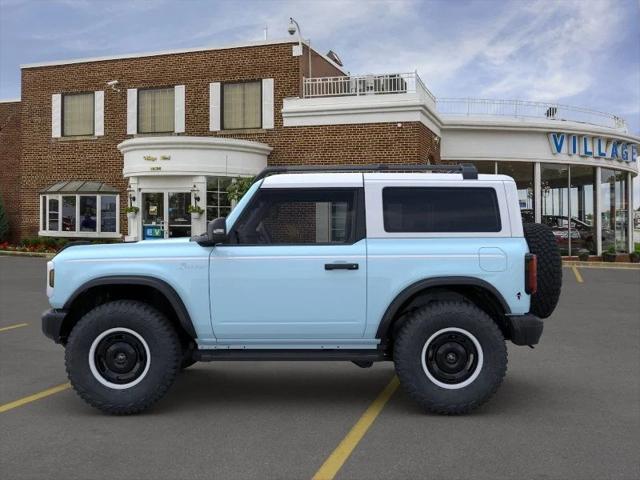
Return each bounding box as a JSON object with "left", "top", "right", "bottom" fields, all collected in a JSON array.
[
  {"left": 601, "top": 169, "right": 629, "bottom": 253},
  {"left": 206, "top": 177, "right": 233, "bottom": 221},
  {"left": 63, "top": 92, "right": 94, "bottom": 136},
  {"left": 40, "top": 194, "right": 119, "bottom": 237},
  {"left": 222, "top": 81, "right": 261, "bottom": 129},
  {"left": 497, "top": 162, "right": 534, "bottom": 223},
  {"left": 569, "top": 166, "right": 597, "bottom": 255},
  {"left": 138, "top": 87, "right": 175, "bottom": 133},
  {"left": 541, "top": 164, "right": 570, "bottom": 255}
]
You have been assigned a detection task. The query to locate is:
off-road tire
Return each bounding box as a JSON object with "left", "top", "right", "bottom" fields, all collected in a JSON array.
[
  {"left": 523, "top": 222, "right": 562, "bottom": 318},
  {"left": 65, "top": 300, "right": 181, "bottom": 415},
  {"left": 394, "top": 301, "right": 507, "bottom": 415}
]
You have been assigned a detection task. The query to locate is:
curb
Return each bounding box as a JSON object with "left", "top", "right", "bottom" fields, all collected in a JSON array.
[
  {"left": 0, "top": 250, "right": 55, "bottom": 259},
  {"left": 563, "top": 260, "right": 640, "bottom": 270}
]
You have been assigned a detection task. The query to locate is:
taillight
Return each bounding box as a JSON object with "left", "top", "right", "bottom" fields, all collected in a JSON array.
[{"left": 525, "top": 253, "right": 537, "bottom": 295}]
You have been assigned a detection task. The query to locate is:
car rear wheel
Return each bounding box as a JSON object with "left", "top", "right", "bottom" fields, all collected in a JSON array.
[
  {"left": 393, "top": 301, "right": 507, "bottom": 415},
  {"left": 65, "top": 300, "right": 181, "bottom": 414}
]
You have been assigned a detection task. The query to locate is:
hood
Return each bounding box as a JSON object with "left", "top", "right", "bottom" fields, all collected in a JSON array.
[{"left": 52, "top": 238, "right": 206, "bottom": 263}]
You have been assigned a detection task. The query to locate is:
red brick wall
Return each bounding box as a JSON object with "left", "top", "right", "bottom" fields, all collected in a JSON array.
[
  {"left": 16, "top": 41, "right": 440, "bottom": 240},
  {"left": 0, "top": 101, "right": 21, "bottom": 242}
]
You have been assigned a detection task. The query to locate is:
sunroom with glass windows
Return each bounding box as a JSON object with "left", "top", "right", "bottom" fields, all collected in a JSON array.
[{"left": 39, "top": 181, "right": 120, "bottom": 238}]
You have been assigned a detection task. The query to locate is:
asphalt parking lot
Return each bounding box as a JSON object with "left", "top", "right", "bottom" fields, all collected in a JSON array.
[{"left": 1, "top": 256, "right": 639, "bottom": 480}]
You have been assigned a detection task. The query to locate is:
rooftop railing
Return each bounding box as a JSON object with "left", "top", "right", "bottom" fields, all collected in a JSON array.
[
  {"left": 303, "top": 72, "right": 436, "bottom": 102},
  {"left": 436, "top": 98, "right": 627, "bottom": 130},
  {"left": 301, "top": 73, "right": 627, "bottom": 131}
]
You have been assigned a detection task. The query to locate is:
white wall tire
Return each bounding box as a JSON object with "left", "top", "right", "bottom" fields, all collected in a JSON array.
[
  {"left": 421, "top": 327, "right": 484, "bottom": 390},
  {"left": 88, "top": 327, "right": 151, "bottom": 390},
  {"left": 393, "top": 301, "right": 507, "bottom": 415},
  {"left": 65, "top": 300, "right": 181, "bottom": 415}
]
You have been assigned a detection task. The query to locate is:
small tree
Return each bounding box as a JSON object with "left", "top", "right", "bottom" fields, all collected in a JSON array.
[
  {"left": 0, "top": 194, "right": 9, "bottom": 242},
  {"left": 226, "top": 177, "right": 255, "bottom": 203}
]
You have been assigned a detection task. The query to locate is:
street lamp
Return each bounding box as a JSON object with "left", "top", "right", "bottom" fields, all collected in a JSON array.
[{"left": 288, "top": 17, "right": 312, "bottom": 81}]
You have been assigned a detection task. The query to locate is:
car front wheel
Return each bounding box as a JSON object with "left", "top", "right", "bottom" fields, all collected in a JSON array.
[{"left": 65, "top": 300, "right": 181, "bottom": 415}]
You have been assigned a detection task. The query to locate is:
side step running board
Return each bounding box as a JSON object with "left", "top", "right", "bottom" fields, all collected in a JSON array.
[{"left": 193, "top": 349, "right": 388, "bottom": 362}]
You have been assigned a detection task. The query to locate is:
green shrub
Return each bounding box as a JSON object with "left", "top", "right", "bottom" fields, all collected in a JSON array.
[{"left": 227, "top": 177, "right": 255, "bottom": 203}]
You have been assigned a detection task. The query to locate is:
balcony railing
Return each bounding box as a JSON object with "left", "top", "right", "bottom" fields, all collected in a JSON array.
[
  {"left": 436, "top": 98, "right": 627, "bottom": 130},
  {"left": 301, "top": 73, "right": 627, "bottom": 131},
  {"left": 303, "top": 72, "right": 436, "bottom": 102}
]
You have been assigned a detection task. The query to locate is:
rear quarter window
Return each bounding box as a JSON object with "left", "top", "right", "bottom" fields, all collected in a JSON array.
[{"left": 382, "top": 187, "right": 501, "bottom": 233}]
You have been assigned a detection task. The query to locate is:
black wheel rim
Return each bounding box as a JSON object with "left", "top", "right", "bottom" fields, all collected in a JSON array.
[
  {"left": 425, "top": 331, "right": 479, "bottom": 385},
  {"left": 94, "top": 331, "right": 148, "bottom": 385}
]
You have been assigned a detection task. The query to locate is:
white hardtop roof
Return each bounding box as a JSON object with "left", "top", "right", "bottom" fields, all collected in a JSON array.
[{"left": 261, "top": 172, "right": 514, "bottom": 188}]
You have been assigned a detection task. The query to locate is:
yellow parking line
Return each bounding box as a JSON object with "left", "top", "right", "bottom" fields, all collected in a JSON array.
[
  {"left": 0, "top": 323, "right": 28, "bottom": 333},
  {"left": 312, "top": 376, "right": 400, "bottom": 480},
  {"left": 571, "top": 265, "right": 584, "bottom": 283},
  {"left": 0, "top": 383, "right": 71, "bottom": 414}
]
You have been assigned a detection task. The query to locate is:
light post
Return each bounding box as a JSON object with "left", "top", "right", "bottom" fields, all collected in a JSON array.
[{"left": 288, "top": 17, "right": 312, "bottom": 94}]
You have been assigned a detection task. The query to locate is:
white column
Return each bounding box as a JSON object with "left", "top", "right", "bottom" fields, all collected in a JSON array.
[
  {"left": 628, "top": 172, "right": 634, "bottom": 254},
  {"left": 125, "top": 177, "right": 140, "bottom": 242},
  {"left": 534, "top": 162, "right": 541, "bottom": 223},
  {"left": 595, "top": 167, "right": 602, "bottom": 256},
  {"left": 191, "top": 175, "right": 207, "bottom": 236}
]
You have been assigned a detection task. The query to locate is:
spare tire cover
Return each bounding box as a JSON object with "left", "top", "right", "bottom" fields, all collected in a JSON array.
[{"left": 523, "top": 223, "right": 562, "bottom": 318}]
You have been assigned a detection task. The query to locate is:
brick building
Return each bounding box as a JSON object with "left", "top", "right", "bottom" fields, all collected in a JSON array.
[
  {"left": 0, "top": 37, "right": 637, "bottom": 254},
  {"left": 0, "top": 38, "right": 439, "bottom": 243}
]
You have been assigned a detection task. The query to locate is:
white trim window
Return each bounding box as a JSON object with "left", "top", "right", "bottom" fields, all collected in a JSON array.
[
  {"left": 39, "top": 182, "right": 120, "bottom": 238},
  {"left": 210, "top": 78, "right": 274, "bottom": 131},
  {"left": 52, "top": 91, "right": 104, "bottom": 138},
  {"left": 206, "top": 176, "right": 233, "bottom": 221},
  {"left": 127, "top": 85, "right": 185, "bottom": 134}
]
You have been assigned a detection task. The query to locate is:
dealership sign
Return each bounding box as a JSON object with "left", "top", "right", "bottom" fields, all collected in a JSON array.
[{"left": 548, "top": 132, "right": 638, "bottom": 163}]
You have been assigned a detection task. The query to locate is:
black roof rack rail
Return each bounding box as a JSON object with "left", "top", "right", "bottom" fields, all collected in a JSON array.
[{"left": 254, "top": 163, "right": 478, "bottom": 181}]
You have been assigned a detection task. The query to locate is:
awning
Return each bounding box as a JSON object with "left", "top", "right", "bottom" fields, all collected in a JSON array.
[{"left": 40, "top": 181, "right": 119, "bottom": 194}]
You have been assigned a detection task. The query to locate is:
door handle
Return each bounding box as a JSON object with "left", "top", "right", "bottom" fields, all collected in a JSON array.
[{"left": 325, "top": 263, "right": 359, "bottom": 271}]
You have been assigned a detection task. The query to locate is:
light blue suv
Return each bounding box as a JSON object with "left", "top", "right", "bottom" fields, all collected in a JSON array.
[{"left": 42, "top": 164, "right": 562, "bottom": 415}]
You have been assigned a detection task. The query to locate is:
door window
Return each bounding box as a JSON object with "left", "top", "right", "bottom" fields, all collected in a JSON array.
[{"left": 231, "top": 189, "right": 362, "bottom": 245}]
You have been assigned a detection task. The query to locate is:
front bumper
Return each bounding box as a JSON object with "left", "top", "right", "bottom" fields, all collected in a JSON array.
[
  {"left": 506, "top": 314, "right": 543, "bottom": 346},
  {"left": 41, "top": 309, "right": 68, "bottom": 344}
]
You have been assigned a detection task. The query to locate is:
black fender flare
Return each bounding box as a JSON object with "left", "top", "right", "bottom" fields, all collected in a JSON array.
[
  {"left": 63, "top": 275, "right": 197, "bottom": 338},
  {"left": 375, "top": 276, "right": 511, "bottom": 340}
]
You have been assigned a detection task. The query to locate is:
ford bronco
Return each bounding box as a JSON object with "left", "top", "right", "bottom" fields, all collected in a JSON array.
[{"left": 42, "top": 164, "right": 562, "bottom": 415}]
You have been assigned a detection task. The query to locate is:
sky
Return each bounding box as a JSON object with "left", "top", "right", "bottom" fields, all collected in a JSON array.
[{"left": 1, "top": 0, "right": 639, "bottom": 203}]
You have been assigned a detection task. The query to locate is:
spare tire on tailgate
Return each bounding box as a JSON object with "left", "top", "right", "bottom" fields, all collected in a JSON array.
[{"left": 523, "top": 223, "right": 562, "bottom": 318}]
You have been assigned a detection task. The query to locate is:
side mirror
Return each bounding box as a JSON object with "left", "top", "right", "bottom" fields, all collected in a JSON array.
[
  {"left": 192, "top": 217, "right": 227, "bottom": 246},
  {"left": 208, "top": 217, "right": 228, "bottom": 244}
]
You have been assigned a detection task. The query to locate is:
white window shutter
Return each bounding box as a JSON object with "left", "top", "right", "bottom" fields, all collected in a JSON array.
[
  {"left": 209, "top": 82, "right": 221, "bottom": 131},
  {"left": 127, "top": 88, "right": 137, "bottom": 134},
  {"left": 262, "top": 78, "right": 274, "bottom": 129},
  {"left": 51, "top": 94, "right": 61, "bottom": 138},
  {"left": 174, "top": 85, "right": 185, "bottom": 133},
  {"left": 94, "top": 91, "right": 104, "bottom": 136}
]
